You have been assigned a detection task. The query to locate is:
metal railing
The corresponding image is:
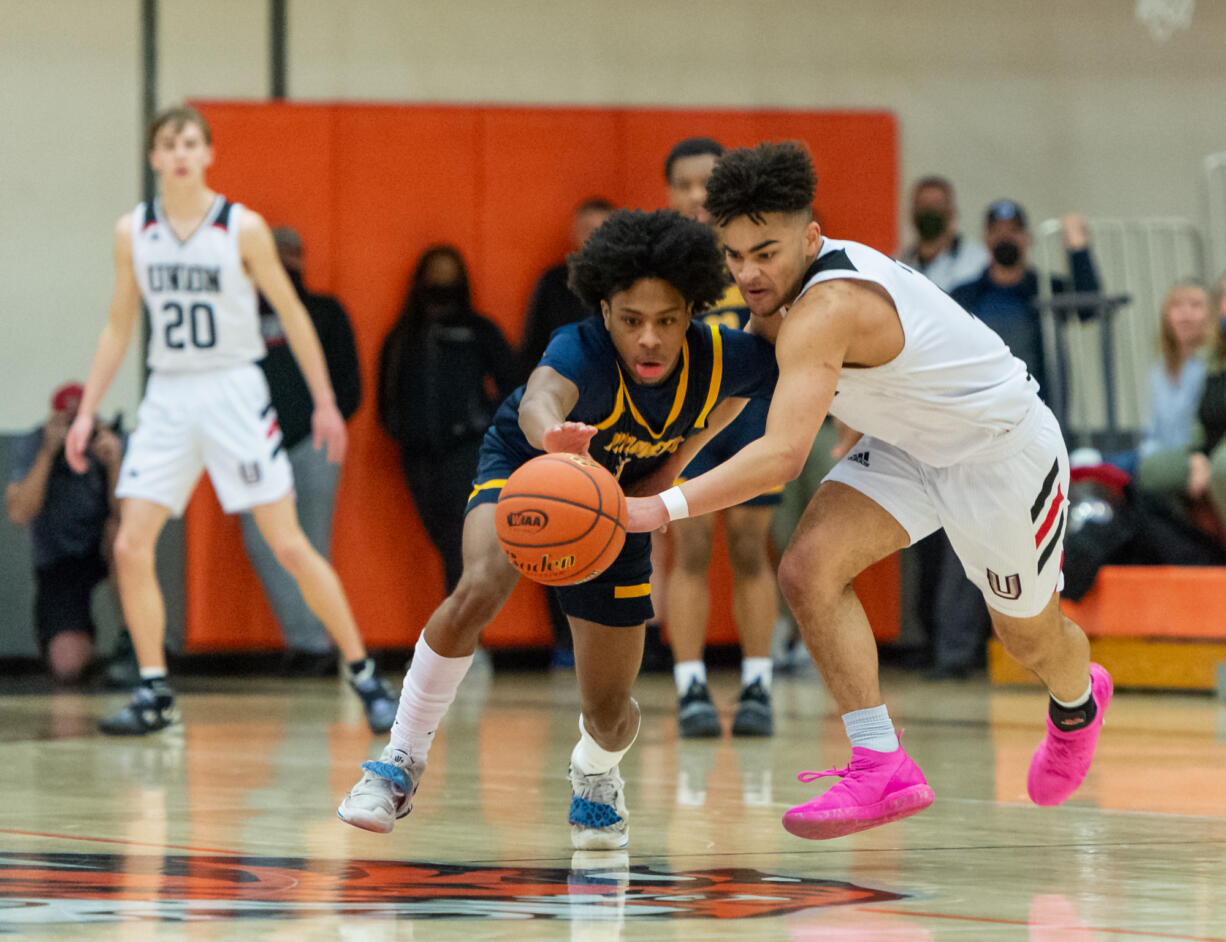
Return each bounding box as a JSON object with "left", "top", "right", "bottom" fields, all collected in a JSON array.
[{"left": 1033, "top": 217, "right": 1204, "bottom": 449}]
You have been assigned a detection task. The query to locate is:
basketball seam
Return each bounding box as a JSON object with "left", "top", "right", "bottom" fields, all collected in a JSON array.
[{"left": 496, "top": 493, "right": 623, "bottom": 547}]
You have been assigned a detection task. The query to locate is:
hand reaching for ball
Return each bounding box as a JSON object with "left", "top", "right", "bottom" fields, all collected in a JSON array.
[{"left": 543, "top": 422, "right": 597, "bottom": 456}]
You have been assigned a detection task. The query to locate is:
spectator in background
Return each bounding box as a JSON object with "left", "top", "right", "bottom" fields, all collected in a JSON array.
[
  {"left": 951, "top": 201, "right": 1100, "bottom": 400},
  {"left": 378, "top": 245, "right": 517, "bottom": 592},
  {"left": 894, "top": 176, "right": 989, "bottom": 674},
  {"left": 898, "top": 176, "right": 990, "bottom": 292},
  {"left": 6, "top": 382, "right": 131, "bottom": 684},
  {"left": 240, "top": 227, "right": 362, "bottom": 676},
  {"left": 520, "top": 198, "right": 615, "bottom": 372},
  {"left": 1182, "top": 274, "right": 1226, "bottom": 521},
  {"left": 928, "top": 201, "right": 1102, "bottom": 679},
  {"left": 1135, "top": 282, "right": 1212, "bottom": 505}
]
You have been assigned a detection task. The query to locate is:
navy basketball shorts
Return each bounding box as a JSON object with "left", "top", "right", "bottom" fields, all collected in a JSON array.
[{"left": 467, "top": 434, "right": 654, "bottom": 628}]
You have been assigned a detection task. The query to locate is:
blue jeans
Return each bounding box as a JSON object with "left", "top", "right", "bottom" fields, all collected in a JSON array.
[{"left": 239, "top": 436, "right": 341, "bottom": 653}]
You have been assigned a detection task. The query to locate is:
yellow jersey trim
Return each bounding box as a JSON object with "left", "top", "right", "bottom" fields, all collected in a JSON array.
[
  {"left": 467, "top": 478, "right": 507, "bottom": 501},
  {"left": 613, "top": 583, "right": 651, "bottom": 599},
  {"left": 694, "top": 322, "right": 723, "bottom": 429},
  {"left": 596, "top": 340, "right": 691, "bottom": 440}
]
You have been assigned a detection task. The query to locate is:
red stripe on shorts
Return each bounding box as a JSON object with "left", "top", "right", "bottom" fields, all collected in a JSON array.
[{"left": 1034, "top": 484, "right": 1064, "bottom": 547}]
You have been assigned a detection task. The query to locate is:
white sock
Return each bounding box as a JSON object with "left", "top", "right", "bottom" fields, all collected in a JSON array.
[
  {"left": 571, "top": 708, "right": 640, "bottom": 775},
  {"left": 741, "top": 657, "right": 773, "bottom": 690},
  {"left": 842, "top": 705, "right": 900, "bottom": 753},
  {"left": 139, "top": 667, "right": 167, "bottom": 681},
  {"left": 674, "top": 660, "right": 706, "bottom": 695},
  {"left": 1051, "top": 679, "right": 1093, "bottom": 709},
  {"left": 389, "top": 633, "right": 474, "bottom": 760}
]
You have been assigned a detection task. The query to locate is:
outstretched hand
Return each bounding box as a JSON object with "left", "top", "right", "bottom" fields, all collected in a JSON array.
[{"left": 543, "top": 421, "right": 596, "bottom": 456}]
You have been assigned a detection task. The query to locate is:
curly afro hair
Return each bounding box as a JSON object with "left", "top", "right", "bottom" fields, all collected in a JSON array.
[
  {"left": 703, "top": 141, "right": 817, "bottom": 227},
  {"left": 567, "top": 209, "right": 729, "bottom": 313}
]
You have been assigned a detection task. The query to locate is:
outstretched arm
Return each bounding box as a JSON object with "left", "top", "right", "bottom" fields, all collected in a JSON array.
[
  {"left": 624, "top": 293, "right": 850, "bottom": 531},
  {"left": 66, "top": 217, "right": 142, "bottom": 473},
  {"left": 518, "top": 365, "right": 592, "bottom": 453},
  {"left": 241, "top": 211, "right": 346, "bottom": 462}
]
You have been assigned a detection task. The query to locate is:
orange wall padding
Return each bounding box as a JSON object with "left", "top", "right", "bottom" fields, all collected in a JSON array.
[{"left": 182, "top": 101, "right": 899, "bottom": 653}]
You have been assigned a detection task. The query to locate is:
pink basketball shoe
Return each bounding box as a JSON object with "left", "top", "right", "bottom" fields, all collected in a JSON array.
[
  {"left": 782, "top": 744, "right": 934, "bottom": 840},
  {"left": 1027, "top": 663, "right": 1113, "bottom": 806}
]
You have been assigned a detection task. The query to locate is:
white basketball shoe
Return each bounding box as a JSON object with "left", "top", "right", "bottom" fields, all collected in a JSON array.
[{"left": 337, "top": 745, "right": 425, "bottom": 834}]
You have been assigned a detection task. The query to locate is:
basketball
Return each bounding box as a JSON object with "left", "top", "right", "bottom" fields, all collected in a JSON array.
[{"left": 495, "top": 453, "right": 627, "bottom": 586}]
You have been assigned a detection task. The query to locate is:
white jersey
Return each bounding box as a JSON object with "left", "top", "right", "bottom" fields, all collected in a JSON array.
[
  {"left": 131, "top": 196, "right": 265, "bottom": 372},
  {"left": 797, "top": 237, "right": 1042, "bottom": 467}
]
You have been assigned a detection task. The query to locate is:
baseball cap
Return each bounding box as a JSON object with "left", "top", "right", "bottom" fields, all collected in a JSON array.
[
  {"left": 986, "top": 199, "right": 1028, "bottom": 229},
  {"left": 51, "top": 381, "right": 84, "bottom": 413}
]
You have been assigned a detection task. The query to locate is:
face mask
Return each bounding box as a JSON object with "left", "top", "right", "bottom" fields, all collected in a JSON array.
[
  {"left": 421, "top": 284, "right": 465, "bottom": 311},
  {"left": 992, "top": 240, "right": 1022, "bottom": 267},
  {"left": 913, "top": 210, "right": 947, "bottom": 242}
]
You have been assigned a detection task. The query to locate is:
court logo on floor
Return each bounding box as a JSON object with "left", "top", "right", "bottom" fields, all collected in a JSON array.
[{"left": 0, "top": 852, "right": 905, "bottom": 923}]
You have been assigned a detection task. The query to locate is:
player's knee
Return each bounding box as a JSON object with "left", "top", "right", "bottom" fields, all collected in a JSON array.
[
  {"left": 777, "top": 544, "right": 835, "bottom": 613},
  {"left": 113, "top": 527, "right": 155, "bottom": 573},
  {"left": 726, "top": 528, "right": 769, "bottom": 576},
  {"left": 271, "top": 535, "right": 316, "bottom": 576},
  {"left": 672, "top": 529, "right": 714, "bottom": 572},
  {"left": 450, "top": 564, "right": 514, "bottom": 625}
]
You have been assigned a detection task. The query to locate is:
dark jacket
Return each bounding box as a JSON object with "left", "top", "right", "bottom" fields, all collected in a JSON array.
[{"left": 378, "top": 311, "right": 517, "bottom": 456}]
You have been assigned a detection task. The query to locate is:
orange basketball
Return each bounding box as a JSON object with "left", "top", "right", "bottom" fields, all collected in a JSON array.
[{"left": 495, "top": 453, "right": 627, "bottom": 586}]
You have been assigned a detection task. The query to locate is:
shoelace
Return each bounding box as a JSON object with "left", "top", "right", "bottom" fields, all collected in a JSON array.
[
  {"left": 795, "top": 729, "right": 907, "bottom": 783},
  {"left": 797, "top": 765, "right": 850, "bottom": 784}
]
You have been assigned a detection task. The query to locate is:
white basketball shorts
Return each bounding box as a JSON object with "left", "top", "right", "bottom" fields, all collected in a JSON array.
[
  {"left": 116, "top": 363, "right": 293, "bottom": 516},
  {"left": 825, "top": 405, "right": 1069, "bottom": 618}
]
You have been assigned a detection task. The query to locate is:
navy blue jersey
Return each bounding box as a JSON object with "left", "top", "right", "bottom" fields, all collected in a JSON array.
[{"left": 480, "top": 316, "right": 777, "bottom": 490}]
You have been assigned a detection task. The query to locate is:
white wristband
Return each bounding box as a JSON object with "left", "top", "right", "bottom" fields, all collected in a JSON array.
[{"left": 659, "top": 486, "right": 690, "bottom": 522}]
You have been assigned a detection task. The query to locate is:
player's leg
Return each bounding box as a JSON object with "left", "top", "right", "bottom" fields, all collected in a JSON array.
[
  {"left": 552, "top": 531, "right": 652, "bottom": 848},
  {"left": 665, "top": 514, "right": 721, "bottom": 736},
  {"left": 338, "top": 502, "right": 520, "bottom": 833},
  {"left": 99, "top": 497, "right": 178, "bottom": 734},
  {"left": 724, "top": 503, "right": 778, "bottom": 737},
  {"left": 988, "top": 596, "right": 1108, "bottom": 805},
  {"left": 944, "top": 412, "right": 1106, "bottom": 807},
  {"left": 777, "top": 442, "right": 937, "bottom": 839},
  {"left": 239, "top": 437, "right": 336, "bottom": 666},
  {"left": 567, "top": 615, "right": 644, "bottom": 850},
  {"left": 248, "top": 493, "right": 397, "bottom": 731}
]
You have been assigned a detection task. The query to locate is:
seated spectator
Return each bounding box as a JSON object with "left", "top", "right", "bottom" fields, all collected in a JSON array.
[
  {"left": 378, "top": 245, "right": 518, "bottom": 592},
  {"left": 240, "top": 227, "right": 362, "bottom": 676},
  {"left": 1187, "top": 273, "right": 1226, "bottom": 522},
  {"left": 897, "top": 176, "right": 989, "bottom": 292},
  {"left": 5, "top": 382, "right": 132, "bottom": 684},
  {"left": 519, "top": 198, "right": 615, "bottom": 372},
  {"left": 1135, "top": 282, "right": 1212, "bottom": 504}
]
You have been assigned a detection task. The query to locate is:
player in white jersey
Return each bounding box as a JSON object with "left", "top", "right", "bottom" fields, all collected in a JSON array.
[
  {"left": 65, "top": 105, "right": 397, "bottom": 735},
  {"left": 625, "top": 142, "right": 1112, "bottom": 839}
]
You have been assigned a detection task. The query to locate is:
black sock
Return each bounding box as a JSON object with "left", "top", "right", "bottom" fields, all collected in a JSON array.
[{"left": 1048, "top": 693, "right": 1097, "bottom": 732}]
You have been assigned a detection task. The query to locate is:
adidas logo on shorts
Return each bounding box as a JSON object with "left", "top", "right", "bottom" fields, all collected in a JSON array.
[{"left": 848, "top": 451, "right": 870, "bottom": 468}]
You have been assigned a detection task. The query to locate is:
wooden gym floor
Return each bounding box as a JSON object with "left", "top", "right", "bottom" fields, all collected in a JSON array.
[{"left": 0, "top": 664, "right": 1223, "bottom": 940}]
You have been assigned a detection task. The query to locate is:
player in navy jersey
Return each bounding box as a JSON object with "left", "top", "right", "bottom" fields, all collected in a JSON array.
[
  {"left": 337, "top": 209, "right": 778, "bottom": 850},
  {"left": 625, "top": 142, "right": 1110, "bottom": 840},
  {"left": 65, "top": 105, "right": 397, "bottom": 736}
]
